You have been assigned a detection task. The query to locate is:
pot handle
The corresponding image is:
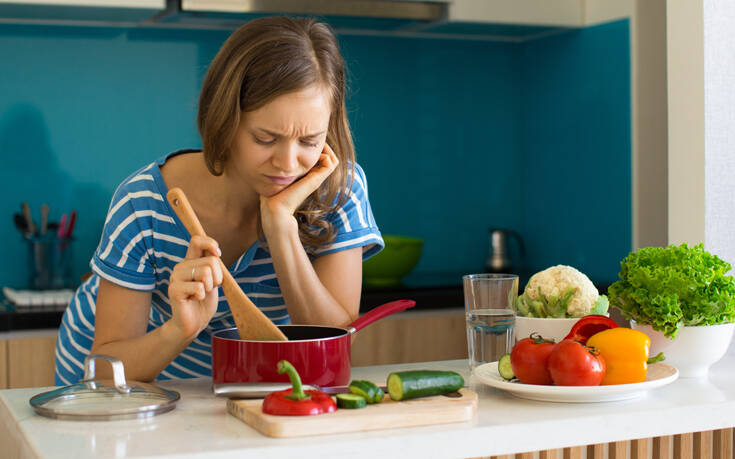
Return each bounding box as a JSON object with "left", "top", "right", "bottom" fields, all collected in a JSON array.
[{"left": 348, "top": 299, "right": 416, "bottom": 334}]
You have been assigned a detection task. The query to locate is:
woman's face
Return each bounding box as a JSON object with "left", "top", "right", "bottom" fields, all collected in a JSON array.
[{"left": 229, "top": 84, "right": 332, "bottom": 197}]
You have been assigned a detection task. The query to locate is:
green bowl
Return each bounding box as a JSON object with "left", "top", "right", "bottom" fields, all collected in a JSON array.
[{"left": 363, "top": 235, "right": 423, "bottom": 288}]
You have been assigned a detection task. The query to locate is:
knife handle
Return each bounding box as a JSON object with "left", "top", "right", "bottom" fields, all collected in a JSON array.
[
  {"left": 21, "top": 202, "right": 37, "bottom": 236},
  {"left": 40, "top": 204, "right": 49, "bottom": 236}
]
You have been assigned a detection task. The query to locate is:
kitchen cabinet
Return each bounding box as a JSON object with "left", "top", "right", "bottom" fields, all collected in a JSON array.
[
  {"left": 351, "top": 309, "right": 467, "bottom": 366},
  {"left": 0, "top": 340, "right": 6, "bottom": 389},
  {"left": 0, "top": 0, "right": 161, "bottom": 5},
  {"left": 0, "top": 0, "right": 164, "bottom": 24},
  {"left": 0, "top": 330, "right": 57, "bottom": 389},
  {"left": 448, "top": 0, "right": 632, "bottom": 27}
]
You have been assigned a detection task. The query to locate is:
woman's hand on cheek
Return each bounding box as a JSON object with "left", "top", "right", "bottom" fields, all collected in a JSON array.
[{"left": 260, "top": 143, "right": 339, "bottom": 233}]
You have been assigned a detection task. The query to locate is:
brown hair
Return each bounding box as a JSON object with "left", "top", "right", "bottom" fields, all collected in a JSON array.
[{"left": 197, "top": 16, "right": 355, "bottom": 250}]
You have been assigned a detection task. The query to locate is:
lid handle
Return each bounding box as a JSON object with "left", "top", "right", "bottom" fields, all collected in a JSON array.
[{"left": 83, "top": 354, "right": 131, "bottom": 394}]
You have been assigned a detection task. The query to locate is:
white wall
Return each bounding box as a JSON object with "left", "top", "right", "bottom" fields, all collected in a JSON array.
[
  {"left": 632, "top": 0, "right": 707, "bottom": 250},
  {"left": 666, "top": 0, "right": 705, "bottom": 246},
  {"left": 704, "top": 0, "right": 735, "bottom": 268},
  {"left": 631, "top": 0, "right": 668, "bottom": 249}
]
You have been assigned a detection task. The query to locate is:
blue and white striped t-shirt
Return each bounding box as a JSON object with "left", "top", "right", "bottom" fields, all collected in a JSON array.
[{"left": 54, "top": 150, "right": 383, "bottom": 385}]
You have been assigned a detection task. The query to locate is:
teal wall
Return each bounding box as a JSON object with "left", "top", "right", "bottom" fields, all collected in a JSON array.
[
  {"left": 0, "top": 20, "right": 630, "bottom": 291},
  {"left": 519, "top": 20, "right": 631, "bottom": 285}
]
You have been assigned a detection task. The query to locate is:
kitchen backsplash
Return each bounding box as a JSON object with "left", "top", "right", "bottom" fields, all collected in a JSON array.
[{"left": 0, "top": 19, "right": 630, "bottom": 291}]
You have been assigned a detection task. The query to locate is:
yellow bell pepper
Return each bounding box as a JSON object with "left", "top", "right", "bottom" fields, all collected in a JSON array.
[{"left": 586, "top": 328, "right": 665, "bottom": 385}]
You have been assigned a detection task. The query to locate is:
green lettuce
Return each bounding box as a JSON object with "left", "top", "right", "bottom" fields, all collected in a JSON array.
[{"left": 608, "top": 243, "right": 735, "bottom": 338}]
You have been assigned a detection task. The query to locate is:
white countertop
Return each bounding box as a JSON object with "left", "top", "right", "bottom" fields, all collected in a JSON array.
[{"left": 3, "top": 356, "right": 735, "bottom": 458}]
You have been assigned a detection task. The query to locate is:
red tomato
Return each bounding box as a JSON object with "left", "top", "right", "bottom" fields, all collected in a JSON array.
[
  {"left": 510, "top": 333, "right": 556, "bottom": 385},
  {"left": 548, "top": 339, "right": 606, "bottom": 386}
]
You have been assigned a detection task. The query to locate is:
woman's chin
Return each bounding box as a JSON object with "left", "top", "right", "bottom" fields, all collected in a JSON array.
[{"left": 259, "top": 184, "right": 286, "bottom": 197}]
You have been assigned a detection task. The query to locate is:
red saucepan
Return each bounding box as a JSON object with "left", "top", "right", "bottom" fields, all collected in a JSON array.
[{"left": 212, "top": 299, "right": 415, "bottom": 387}]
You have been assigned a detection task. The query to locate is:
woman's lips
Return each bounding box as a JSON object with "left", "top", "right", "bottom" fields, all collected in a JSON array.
[{"left": 266, "top": 175, "right": 297, "bottom": 185}]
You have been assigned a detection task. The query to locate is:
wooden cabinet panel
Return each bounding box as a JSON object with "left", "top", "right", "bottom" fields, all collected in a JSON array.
[
  {"left": 351, "top": 310, "right": 467, "bottom": 367},
  {"left": 653, "top": 436, "right": 673, "bottom": 459},
  {"left": 7, "top": 334, "right": 58, "bottom": 389},
  {"left": 586, "top": 444, "right": 605, "bottom": 459},
  {"left": 674, "top": 433, "right": 693, "bottom": 459},
  {"left": 630, "top": 438, "right": 649, "bottom": 459},
  {"left": 0, "top": 340, "right": 7, "bottom": 389},
  {"left": 693, "top": 431, "right": 712, "bottom": 458},
  {"left": 479, "top": 431, "right": 735, "bottom": 459},
  {"left": 713, "top": 428, "right": 733, "bottom": 459},
  {"left": 608, "top": 441, "right": 627, "bottom": 459}
]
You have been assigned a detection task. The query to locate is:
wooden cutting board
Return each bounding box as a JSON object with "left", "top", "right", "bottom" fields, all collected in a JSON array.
[{"left": 227, "top": 389, "right": 478, "bottom": 438}]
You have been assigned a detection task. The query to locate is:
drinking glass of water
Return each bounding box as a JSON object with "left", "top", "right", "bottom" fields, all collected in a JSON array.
[{"left": 463, "top": 273, "right": 518, "bottom": 371}]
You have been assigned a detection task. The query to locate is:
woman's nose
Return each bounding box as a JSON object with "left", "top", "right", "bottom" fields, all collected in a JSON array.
[{"left": 271, "top": 142, "right": 300, "bottom": 172}]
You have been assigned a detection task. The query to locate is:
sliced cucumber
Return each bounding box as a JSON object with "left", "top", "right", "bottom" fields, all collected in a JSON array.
[
  {"left": 373, "top": 385, "right": 385, "bottom": 403},
  {"left": 386, "top": 370, "right": 464, "bottom": 401},
  {"left": 348, "top": 380, "right": 376, "bottom": 402},
  {"left": 336, "top": 393, "right": 367, "bottom": 409},
  {"left": 349, "top": 380, "right": 383, "bottom": 404},
  {"left": 498, "top": 353, "right": 514, "bottom": 380}
]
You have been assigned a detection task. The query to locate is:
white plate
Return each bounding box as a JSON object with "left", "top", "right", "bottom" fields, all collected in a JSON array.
[{"left": 473, "top": 362, "right": 679, "bottom": 403}]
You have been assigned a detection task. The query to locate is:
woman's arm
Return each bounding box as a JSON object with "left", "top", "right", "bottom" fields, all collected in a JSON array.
[
  {"left": 91, "top": 235, "right": 223, "bottom": 382},
  {"left": 90, "top": 280, "right": 192, "bottom": 381},
  {"left": 260, "top": 144, "right": 362, "bottom": 326},
  {"left": 265, "top": 218, "right": 362, "bottom": 326}
]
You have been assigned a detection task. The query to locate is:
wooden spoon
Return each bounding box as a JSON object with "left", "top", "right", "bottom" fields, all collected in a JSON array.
[{"left": 166, "top": 187, "right": 288, "bottom": 341}]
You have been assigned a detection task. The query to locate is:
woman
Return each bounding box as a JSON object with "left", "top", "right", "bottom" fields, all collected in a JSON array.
[{"left": 54, "top": 16, "right": 383, "bottom": 384}]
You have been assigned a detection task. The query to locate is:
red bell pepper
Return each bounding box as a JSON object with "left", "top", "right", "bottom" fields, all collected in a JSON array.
[
  {"left": 564, "top": 314, "right": 620, "bottom": 344},
  {"left": 262, "top": 360, "right": 337, "bottom": 416}
]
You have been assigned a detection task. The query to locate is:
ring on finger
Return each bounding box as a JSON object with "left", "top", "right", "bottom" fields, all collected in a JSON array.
[{"left": 191, "top": 267, "right": 196, "bottom": 281}]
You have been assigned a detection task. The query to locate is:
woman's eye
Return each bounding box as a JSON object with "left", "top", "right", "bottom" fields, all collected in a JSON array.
[
  {"left": 254, "top": 137, "right": 276, "bottom": 145},
  {"left": 301, "top": 140, "right": 318, "bottom": 148}
]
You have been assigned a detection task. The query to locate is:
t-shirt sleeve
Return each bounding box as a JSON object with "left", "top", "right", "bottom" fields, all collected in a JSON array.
[
  {"left": 90, "top": 171, "right": 161, "bottom": 291},
  {"left": 315, "top": 163, "right": 384, "bottom": 260}
]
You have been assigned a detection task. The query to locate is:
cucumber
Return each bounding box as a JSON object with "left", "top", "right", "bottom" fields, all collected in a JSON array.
[
  {"left": 336, "top": 393, "right": 367, "bottom": 409},
  {"left": 386, "top": 370, "right": 464, "bottom": 401},
  {"left": 349, "top": 380, "right": 383, "bottom": 404},
  {"left": 373, "top": 385, "right": 385, "bottom": 403},
  {"left": 498, "top": 353, "right": 514, "bottom": 380}
]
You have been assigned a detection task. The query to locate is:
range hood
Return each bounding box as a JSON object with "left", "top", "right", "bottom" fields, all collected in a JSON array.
[
  {"left": 146, "top": 0, "right": 451, "bottom": 32},
  {"left": 180, "top": 0, "right": 449, "bottom": 21}
]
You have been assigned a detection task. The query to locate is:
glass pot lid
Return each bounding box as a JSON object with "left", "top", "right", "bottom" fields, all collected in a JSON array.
[{"left": 29, "top": 354, "right": 180, "bottom": 421}]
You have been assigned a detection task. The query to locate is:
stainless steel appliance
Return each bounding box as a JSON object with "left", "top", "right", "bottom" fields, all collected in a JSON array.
[{"left": 486, "top": 228, "right": 525, "bottom": 274}]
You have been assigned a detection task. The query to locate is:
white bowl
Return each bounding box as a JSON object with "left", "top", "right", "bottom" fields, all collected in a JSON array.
[
  {"left": 513, "top": 316, "right": 579, "bottom": 344},
  {"left": 630, "top": 321, "right": 735, "bottom": 378}
]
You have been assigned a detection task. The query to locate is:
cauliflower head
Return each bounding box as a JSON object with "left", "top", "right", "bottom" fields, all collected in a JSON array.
[{"left": 516, "top": 265, "right": 604, "bottom": 318}]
